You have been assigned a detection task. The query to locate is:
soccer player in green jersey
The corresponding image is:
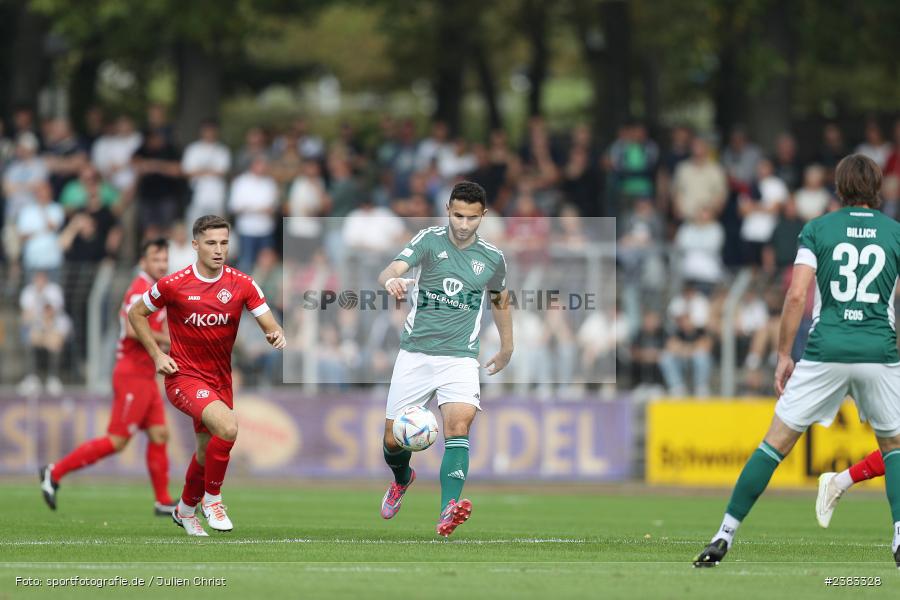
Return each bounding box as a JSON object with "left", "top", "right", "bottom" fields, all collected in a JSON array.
[
  {"left": 376, "top": 181, "right": 514, "bottom": 537},
  {"left": 694, "top": 154, "right": 900, "bottom": 567}
]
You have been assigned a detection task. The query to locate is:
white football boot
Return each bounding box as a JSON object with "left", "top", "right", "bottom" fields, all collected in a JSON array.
[
  {"left": 172, "top": 508, "right": 209, "bottom": 536},
  {"left": 816, "top": 472, "right": 844, "bottom": 528},
  {"left": 202, "top": 499, "right": 234, "bottom": 532}
]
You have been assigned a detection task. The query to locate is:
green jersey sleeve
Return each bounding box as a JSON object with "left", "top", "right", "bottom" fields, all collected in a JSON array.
[
  {"left": 487, "top": 253, "right": 507, "bottom": 293},
  {"left": 394, "top": 227, "right": 436, "bottom": 268},
  {"left": 797, "top": 221, "right": 816, "bottom": 253}
]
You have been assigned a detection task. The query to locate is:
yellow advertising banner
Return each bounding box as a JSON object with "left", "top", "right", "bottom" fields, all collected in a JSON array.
[{"left": 646, "top": 398, "right": 882, "bottom": 488}]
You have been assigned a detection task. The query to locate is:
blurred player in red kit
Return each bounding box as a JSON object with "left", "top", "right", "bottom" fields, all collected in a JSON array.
[
  {"left": 128, "top": 215, "right": 286, "bottom": 536},
  {"left": 40, "top": 238, "right": 177, "bottom": 515}
]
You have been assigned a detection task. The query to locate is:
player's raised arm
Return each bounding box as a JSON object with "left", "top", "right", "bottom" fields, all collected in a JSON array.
[
  {"left": 774, "top": 264, "right": 815, "bottom": 396},
  {"left": 485, "top": 288, "right": 514, "bottom": 375},
  {"left": 128, "top": 299, "right": 177, "bottom": 375},
  {"left": 378, "top": 260, "right": 414, "bottom": 300}
]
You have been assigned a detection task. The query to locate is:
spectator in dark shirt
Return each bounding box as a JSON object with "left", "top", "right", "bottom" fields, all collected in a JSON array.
[
  {"left": 764, "top": 196, "right": 805, "bottom": 273},
  {"left": 631, "top": 311, "right": 665, "bottom": 387},
  {"left": 562, "top": 124, "right": 602, "bottom": 217},
  {"left": 816, "top": 123, "right": 847, "bottom": 186},
  {"left": 59, "top": 187, "right": 121, "bottom": 364},
  {"left": 43, "top": 118, "right": 87, "bottom": 198},
  {"left": 773, "top": 132, "right": 802, "bottom": 190},
  {"left": 132, "top": 128, "right": 183, "bottom": 236}
]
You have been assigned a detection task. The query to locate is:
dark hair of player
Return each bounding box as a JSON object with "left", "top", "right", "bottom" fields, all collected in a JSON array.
[
  {"left": 140, "top": 237, "right": 168, "bottom": 257},
  {"left": 835, "top": 153, "right": 882, "bottom": 209},
  {"left": 448, "top": 181, "right": 487, "bottom": 208},
  {"left": 192, "top": 215, "right": 231, "bottom": 239}
]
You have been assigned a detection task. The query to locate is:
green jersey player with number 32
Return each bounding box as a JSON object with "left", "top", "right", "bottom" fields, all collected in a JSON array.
[{"left": 695, "top": 154, "right": 900, "bottom": 568}]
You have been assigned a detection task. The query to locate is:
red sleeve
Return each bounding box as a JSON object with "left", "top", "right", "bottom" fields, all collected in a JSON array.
[
  {"left": 886, "top": 151, "right": 900, "bottom": 177},
  {"left": 142, "top": 276, "right": 172, "bottom": 313},
  {"left": 244, "top": 277, "right": 270, "bottom": 317}
]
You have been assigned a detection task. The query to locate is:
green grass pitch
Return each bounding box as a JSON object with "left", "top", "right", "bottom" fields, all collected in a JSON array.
[{"left": 0, "top": 480, "right": 897, "bottom": 598}]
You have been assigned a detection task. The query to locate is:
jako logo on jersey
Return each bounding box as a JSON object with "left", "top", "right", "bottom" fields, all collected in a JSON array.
[
  {"left": 471, "top": 260, "right": 485, "bottom": 275},
  {"left": 217, "top": 289, "right": 233, "bottom": 304},
  {"left": 197, "top": 389, "right": 210, "bottom": 399},
  {"left": 188, "top": 295, "right": 201, "bottom": 301},
  {"left": 443, "top": 278, "right": 463, "bottom": 297},
  {"left": 184, "top": 313, "right": 230, "bottom": 326}
]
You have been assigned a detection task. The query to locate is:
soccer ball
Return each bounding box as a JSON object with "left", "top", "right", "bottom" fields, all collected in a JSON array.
[{"left": 392, "top": 406, "right": 439, "bottom": 451}]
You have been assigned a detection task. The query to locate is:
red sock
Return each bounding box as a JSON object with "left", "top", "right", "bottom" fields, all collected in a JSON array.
[
  {"left": 51, "top": 437, "right": 116, "bottom": 481},
  {"left": 180, "top": 454, "right": 205, "bottom": 507},
  {"left": 849, "top": 449, "right": 886, "bottom": 482},
  {"left": 204, "top": 436, "right": 235, "bottom": 496},
  {"left": 146, "top": 442, "right": 172, "bottom": 505}
]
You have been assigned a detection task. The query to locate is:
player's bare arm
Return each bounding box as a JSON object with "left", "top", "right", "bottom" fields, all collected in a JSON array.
[
  {"left": 124, "top": 311, "right": 170, "bottom": 346},
  {"left": 485, "top": 288, "right": 514, "bottom": 375},
  {"left": 255, "top": 309, "right": 286, "bottom": 350},
  {"left": 128, "top": 301, "right": 178, "bottom": 375},
  {"left": 378, "top": 260, "right": 414, "bottom": 300},
  {"left": 773, "top": 264, "right": 814, "bottom": 396}
]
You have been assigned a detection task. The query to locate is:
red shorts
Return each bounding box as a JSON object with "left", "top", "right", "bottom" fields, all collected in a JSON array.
[
  {"left": 108, "top": 372, "right": 166, "bottom": 437},
  {"left": 164, "top": 375, "right": 233, "bottom": 434}
]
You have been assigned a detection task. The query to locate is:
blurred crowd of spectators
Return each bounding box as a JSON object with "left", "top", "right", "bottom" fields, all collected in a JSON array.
[{"left": 2, "top": 102, "right": 899, "bottom": 397}]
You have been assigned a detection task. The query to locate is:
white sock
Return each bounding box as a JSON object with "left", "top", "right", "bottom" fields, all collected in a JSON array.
[
  {"left": 833, "top": 470, "right": 854, "bottom": 492},
  {"left": 893, "top": 522, "right": 900, "bottom": 553},
  {"left": 177, "top": 500, "right": 195, "bottom": 517},
  {"left": 203, "top": 493, "right": 222, "bottom": 505},
  {"left": 713, "top": 513, "right": 741, "bottom": 548}
]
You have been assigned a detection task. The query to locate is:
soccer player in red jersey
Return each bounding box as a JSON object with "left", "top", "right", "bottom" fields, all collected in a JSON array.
[
  {"left": 40, "top": 238, "right": 177, "bottom": 515},
  {"left": 816, "top": 450, "right": 887, "bottom": 527},
  {"left": 128, "top": 215, "right": 286, "bottom": 536}
]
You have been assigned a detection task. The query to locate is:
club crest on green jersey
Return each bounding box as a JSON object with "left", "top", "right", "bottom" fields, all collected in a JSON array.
[{"left": 443, "top": 278, "right": 463, "bottom": 296}]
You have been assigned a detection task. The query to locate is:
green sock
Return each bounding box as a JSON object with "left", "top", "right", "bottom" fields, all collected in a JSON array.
[
  {"left": 383, "top": 444, "right": 412, "bottom": 486},
  {"left": 725, "top": 441, "right": 784, "bottom": 521},
  {"left": 440, "top": 436, "right": 470, "bottom": 511},
  {"left": 883, "top": 449, "right": 900, "bottom": 523}
]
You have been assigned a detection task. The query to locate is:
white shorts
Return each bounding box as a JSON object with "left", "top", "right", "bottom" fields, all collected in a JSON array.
[
  {"left": 385, "top": 349, "right": 481, "bottom": 419},
  {"left": 775, "top": 360, "right": 900, "bottom": 438}
]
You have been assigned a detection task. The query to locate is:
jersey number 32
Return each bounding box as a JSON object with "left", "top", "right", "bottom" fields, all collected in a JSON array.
[{"left": 830, "top": 242, "right": 886, "bottom": 303}]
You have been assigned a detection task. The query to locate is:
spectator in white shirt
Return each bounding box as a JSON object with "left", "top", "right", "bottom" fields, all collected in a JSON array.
[
  {"left": 90, "top": 115, "right": 142, "bottom": 193},
  {"left": 416, "top": 120, "right": 450, "bottom": 170},
  {"left": 855, "top": 120, "right": 892, "bottom": 169},
  {"left": 17, "top": 181, "right": 64, "bottom": 282},
  {"left": 286, "top": 159, "right": 331, "bottom": 259},
  {"left": 229, "top": 157, "right": 279, "bottom": 273},
  {"left": 3, "top": 132, "right": 47, "bottom": 221},
  {"left": 673, "top": 207, "right": 725, "bottom": 292},
  {"left": 18, "top": 270, "right": 70, "bottom": 396},
  {"left": 182, "top": 120, "right": 231, "bottom": 233},
  {"left": 342, "top": 196, "right": 405, "bottom": 253},
  {"left": 166, "top": 221, "right": 197, "bottom": 273},
  {"left": 793, "top": 164, "right": 832, "bottom": 221},
  {"left": 438, "top": 138, "right": 477, "bottom": 179},
  {"left": 739, "top": 158, "right": 788, "bottom": 265},
  {"left": 3, "top": 132, "right": 47, "bottom": 274}
]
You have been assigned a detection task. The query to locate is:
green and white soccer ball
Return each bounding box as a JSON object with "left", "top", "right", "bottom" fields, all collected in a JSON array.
[{"left": 392, "top": 406, "right": 439, "bottom": 451}]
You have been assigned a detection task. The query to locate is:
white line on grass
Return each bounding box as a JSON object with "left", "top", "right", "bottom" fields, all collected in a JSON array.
[{"left": 0, "top": 538, "right": 587, "bottom": 547}]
